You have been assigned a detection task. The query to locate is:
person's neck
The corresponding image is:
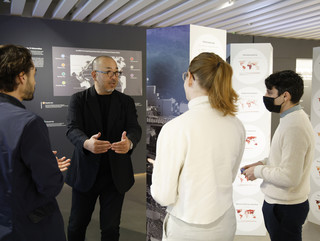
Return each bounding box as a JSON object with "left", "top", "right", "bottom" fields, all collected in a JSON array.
[
  {"left": 94, "top": 85, "right": 113, "bottom": 95},
  {"left": 280, "top": 102, "right": 297, "bottom": 113},
  {"left": 188, "top": 84, "right": 208, "bottom": 100},
  {"left": 0, "top": 90, "right": 22, "bottom": 101},
  {"left": 189, "top": 92, "right": 208, "bottom": 101}
]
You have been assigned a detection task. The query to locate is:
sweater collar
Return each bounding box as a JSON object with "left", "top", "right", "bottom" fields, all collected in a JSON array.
[{"left": 188, "top": 95, "right": 210, "bottom": 109}]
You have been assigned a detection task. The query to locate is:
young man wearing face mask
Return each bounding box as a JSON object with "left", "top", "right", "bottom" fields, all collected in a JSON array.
[{"left": 241, "top": 70, "right": 315, "bottom": 241}]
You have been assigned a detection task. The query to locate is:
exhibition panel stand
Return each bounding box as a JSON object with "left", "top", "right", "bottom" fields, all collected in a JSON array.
[
  {"left": 309, "top": 47, "right": 320, "bottom": 225},
  {"left": 230, "top": 43, "right": 273, "bottom": 236}
]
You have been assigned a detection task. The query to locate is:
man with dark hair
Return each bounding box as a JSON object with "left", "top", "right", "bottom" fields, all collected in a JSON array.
[
  {"left": 66, "top": 55, "right": 141, "bottom": 241},
  {"left": 0, "top": 44, "right": 70, "bottom": 241},
  {"left": 242, "top": 70, "right": 314, "bottom": 241}
]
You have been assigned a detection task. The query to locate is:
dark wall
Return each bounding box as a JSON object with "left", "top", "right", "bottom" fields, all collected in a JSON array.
[{"left": 0, "top": 15, "right": 147, "bottom": 173}]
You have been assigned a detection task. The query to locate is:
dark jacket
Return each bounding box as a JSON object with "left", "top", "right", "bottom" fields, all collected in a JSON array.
[
  {"left": 0, "top": 93, "right": 66, "bottom": 241},
  {"left": 65, "top": 86, "right": 141, "bottom": 194}
]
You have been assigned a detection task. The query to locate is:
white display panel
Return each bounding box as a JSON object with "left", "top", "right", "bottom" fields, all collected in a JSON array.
[
  {"left": 314, "top": 55, "right": 320, "bottom": 81},
  {"left": 231, "top": 43, "right": 273, "bottom": 236},
  {"left": 189, "top": 24, "right": 226, "bottom": 61},
  {"left": 309, "top": 47, "right": 320, "bottom": 225}
]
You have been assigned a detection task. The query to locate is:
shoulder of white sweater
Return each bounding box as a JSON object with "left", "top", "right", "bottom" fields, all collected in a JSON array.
[
  {"left": 281, "top": 109, "right": 310, "bottom": 124},
  {"left": 278, "top": 111, "right": 313, "bottom": 140},
  {"left": 164, "top": 106, "right": 243, "bottom": 129},
  {"left": 282, "top": 108, "right": 308, "bottom": 118}
]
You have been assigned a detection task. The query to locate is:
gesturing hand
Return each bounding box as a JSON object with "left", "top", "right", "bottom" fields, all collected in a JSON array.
[
  {"left": 147, "top": 158, "right": 155, "bottom": 165},
  {"left": 83, "top": 132, "right": 111, "bottom": 154},
  {"left": 52, "top": 151, "right": 71, "bottom": 172},
  {"left": 111, "top": 131, "right": 131, "bottom": 154}
]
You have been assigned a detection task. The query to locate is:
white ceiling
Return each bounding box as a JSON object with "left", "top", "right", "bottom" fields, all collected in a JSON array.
[{"left": 1, "top": 0, "right": 320, "bottom": 40}]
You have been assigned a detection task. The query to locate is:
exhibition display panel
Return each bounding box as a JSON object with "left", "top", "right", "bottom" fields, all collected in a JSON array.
[
  {"left": 230, "top": 43, "right": 273, "bottom": 236},
  {"left": 309, "top": 47, "right": 320, "bottom": 225}
]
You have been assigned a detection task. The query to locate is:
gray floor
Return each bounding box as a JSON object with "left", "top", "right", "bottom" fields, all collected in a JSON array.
[
  {"left": 234, "top": 220, "right": 320, "bottom": 241},
  {"left": 57, "top": 174, "right": 146, "bottom": 241},
  {"left": 57, "top": 174, "right": 320, "bottom": 241}
]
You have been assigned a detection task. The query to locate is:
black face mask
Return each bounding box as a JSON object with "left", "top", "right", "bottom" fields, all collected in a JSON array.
[{"left": 263, "top": 96, "right": 283, "bottom": 113}]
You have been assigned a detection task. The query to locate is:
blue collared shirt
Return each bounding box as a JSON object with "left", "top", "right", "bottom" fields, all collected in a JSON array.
[{"left": 280, "top": 104, "right": 302, "bottom": 118}]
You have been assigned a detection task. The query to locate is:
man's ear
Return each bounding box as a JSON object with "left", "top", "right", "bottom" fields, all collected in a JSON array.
[
  {"left": 16, "top": 72, "right": 25, "bottom": 85},
  {"left": 91, "top": 70, "right": 97, "bottom": 80},
  {"left": 284, "top": 91, "right": 291, "bottom": 101},
  {"left": 283, "top": 91, "right": 291, "bottom": 101}
]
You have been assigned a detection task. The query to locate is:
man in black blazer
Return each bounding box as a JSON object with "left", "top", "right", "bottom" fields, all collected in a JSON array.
[
  {"left": 0, "top": 44, "right": 70, "bottom": 241},
  {"left": 66, "top": 56, "right": 142, "bottom": 241}
]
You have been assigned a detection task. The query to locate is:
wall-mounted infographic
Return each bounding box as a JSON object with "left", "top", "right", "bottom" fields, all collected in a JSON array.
[
  {"left": 52, "top": 46, "right": 142, "bottom": 96},
  {"left": 230, "top": 43, "right": 273, "bottom": 236},
  {"left": 309, "top": 47, "right": 320, "bottom": 225}
]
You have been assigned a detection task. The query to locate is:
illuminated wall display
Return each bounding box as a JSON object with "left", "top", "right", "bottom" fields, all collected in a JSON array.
[{"left": 52, "top": 46, "right": 142, "bottom": 96}]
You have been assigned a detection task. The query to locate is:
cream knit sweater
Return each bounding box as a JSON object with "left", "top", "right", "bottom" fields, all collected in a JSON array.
[
  {"left": 254, "top": 108, "right": 315, "bottom": 204},
  {"left": 151, "top": 96, "right": 245, "bottom": 224}
]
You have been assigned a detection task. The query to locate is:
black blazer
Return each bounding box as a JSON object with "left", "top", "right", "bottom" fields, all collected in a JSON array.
[{"left": 65, "top": 86, "right": 141, "bottom": 194}]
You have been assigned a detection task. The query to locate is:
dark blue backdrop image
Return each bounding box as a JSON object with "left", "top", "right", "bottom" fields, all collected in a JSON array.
[
  {"left": 146, "top": 25, "right": 190, "bottom": 241},
  {"left": 147, "top": 25, "right": 190, "bottom": 103}
]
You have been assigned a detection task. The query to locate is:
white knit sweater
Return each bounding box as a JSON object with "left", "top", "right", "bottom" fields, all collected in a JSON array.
[
  {"left": 254, "top": 108, "right": 315, "bottom": 204},
  {"left": 151, "top": 96, "right": 245, "bottom": 224}
]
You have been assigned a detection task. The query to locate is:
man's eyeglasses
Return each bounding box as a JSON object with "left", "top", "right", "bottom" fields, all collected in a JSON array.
[{"left": 95, "top": 70, "right": 122, "bottom": 78}]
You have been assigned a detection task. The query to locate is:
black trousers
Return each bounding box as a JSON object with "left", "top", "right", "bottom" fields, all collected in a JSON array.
[
  {"left": 262, "top": 200, "right": 309, "bottom": 241},
  {"left": 67, "top": 177, "right": 125, "bottom": 241}
]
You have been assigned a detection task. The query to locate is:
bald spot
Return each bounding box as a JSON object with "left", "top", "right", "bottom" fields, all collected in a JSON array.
[{"left": 92, "top": 56, "right": 115, "bottom": 70}]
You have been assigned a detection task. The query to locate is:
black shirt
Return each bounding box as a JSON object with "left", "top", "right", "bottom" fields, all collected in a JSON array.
[{"left": 96, "top": 93, "right": 113, "bottom": 183}]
